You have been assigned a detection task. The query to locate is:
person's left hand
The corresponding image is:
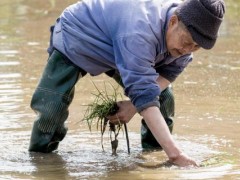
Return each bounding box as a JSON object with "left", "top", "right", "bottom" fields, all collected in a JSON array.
[
  {"left": 169, "top": 152, "right": 199, "bottom": 167},
  {"left": 107, "top": 100, "right": 137, "bottom": 124}
]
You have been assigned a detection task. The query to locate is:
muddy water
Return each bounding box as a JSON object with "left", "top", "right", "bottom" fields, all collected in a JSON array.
[{"left": 0, "top": 0, "right": 239, "bottom": 179}]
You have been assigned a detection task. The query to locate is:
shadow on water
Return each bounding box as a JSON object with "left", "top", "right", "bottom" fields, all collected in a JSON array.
[{"left": 0, "top": 0, "right": 239, "bottom": 179}]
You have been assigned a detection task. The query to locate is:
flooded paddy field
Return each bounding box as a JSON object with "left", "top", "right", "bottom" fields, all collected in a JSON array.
[{"left": 0, "top": 0, "right": 239, "bottom": 179}]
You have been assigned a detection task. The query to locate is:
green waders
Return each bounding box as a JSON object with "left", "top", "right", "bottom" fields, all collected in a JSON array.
[
  {"left": 105, "top": 70, "right": 175, "bottom": 150},
  {"left": 29, "top": 51, "right": 174, "bottom": 153},
  {"left": 29, "top": 50, "right": 86, "bottom": 153}
]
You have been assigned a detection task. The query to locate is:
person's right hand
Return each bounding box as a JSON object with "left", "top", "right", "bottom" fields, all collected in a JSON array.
[
  {"left": 169, "top": 152, "right": 199, "bottom": 167},
  {"left": 107, "top": 100, "right": 137, "bottom": 124}
]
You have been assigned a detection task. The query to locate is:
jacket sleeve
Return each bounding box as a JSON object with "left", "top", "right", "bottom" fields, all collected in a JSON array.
[
  {"left": 113, "top": 34, "right": 161, "bottom": 112},
  {"left": 155, "top": 54, "right": 193, "bottom": 82}
]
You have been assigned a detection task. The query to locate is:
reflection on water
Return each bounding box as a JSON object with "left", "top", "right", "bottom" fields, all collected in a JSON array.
[
  {"left": 0, "top": 0, "right": 239, "bottom": 179},
  {"left": 1, "top": 129, "right": 234, "bottom": 180}
]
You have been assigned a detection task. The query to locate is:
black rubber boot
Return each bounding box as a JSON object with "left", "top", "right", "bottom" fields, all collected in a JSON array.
[{"left": 29, "top": 121, "right": 68, "bottom": 153}]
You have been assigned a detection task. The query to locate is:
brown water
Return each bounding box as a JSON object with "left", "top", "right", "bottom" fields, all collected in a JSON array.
[{"left": 0, "top": 0, "right": 239, "bottom": 179}]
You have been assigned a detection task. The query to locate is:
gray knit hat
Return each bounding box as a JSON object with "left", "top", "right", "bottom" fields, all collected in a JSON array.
[{"left": 176, "top": 0, "right": 225, "bottom": 49}]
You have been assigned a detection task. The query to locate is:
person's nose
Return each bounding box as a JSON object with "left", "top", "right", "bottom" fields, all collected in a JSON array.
[
  {"left": 182, "top": 45, "right": 195, "bottom": 54},
  {"left": 180, "top": 48, "right": 188, "bottom": 55}
]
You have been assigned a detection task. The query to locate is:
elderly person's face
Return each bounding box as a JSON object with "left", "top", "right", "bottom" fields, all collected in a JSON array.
[{"left": 166, "top": 15, "right": 200, "bottom": 57}]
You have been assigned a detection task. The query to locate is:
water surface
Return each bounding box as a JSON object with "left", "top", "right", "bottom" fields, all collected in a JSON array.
[{"left": 0, "top": 0, "right": 239, "bottom": 179}]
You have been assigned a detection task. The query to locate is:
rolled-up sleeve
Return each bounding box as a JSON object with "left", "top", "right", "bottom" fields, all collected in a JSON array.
[{"left": 113, "top": 34, "right": 161, "bottom": 112}]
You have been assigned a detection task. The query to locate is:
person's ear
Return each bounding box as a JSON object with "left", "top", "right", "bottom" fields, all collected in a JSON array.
[{"left": 168, "top": 15, "right": 179, "bottom": 28}]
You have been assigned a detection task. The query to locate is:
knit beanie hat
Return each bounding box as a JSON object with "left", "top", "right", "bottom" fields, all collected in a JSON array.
[{"left": 176, "top": 0, "right": 225, "bottom": 49}]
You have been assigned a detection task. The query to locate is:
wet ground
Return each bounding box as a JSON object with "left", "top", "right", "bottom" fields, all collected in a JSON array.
[{"left": 0, "top": 0, "right": 239, "bottom": 179}]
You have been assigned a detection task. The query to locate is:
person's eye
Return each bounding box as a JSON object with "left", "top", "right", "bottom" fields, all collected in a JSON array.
[{"left": 183, "top": 41, "right": 191, "bottom": 47}]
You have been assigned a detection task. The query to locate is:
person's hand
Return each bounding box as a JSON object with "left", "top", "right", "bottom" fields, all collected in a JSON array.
[
  {"left": 107, "top": 100, "right": 137, "bottom": 124},
  {"left": 169, "top": 152, "right": 199, "bottom": 167}
]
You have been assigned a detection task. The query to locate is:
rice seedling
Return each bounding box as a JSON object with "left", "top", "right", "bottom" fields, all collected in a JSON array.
[{"left": 83, "top": 81, "right": 130, "bottom": 155}]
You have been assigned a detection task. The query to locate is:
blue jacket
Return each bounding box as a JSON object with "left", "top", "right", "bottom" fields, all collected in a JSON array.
[{"left": 51, "top": 0, "right": 192, "bottom": 112}]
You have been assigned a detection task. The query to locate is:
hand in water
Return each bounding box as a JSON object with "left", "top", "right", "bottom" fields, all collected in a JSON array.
[{"left": 169, "top": 152, "right": 199, "bottom": 167}]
